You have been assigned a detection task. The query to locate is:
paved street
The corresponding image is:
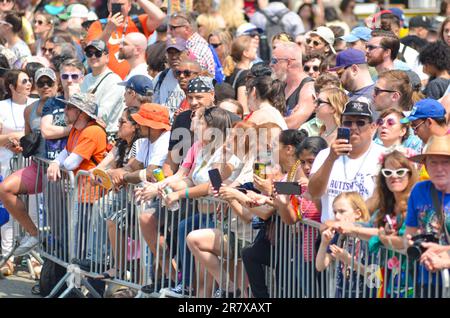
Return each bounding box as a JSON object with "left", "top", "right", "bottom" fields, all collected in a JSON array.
[{"left": 0, "top": 268, "right": 40, "bottom": 298}]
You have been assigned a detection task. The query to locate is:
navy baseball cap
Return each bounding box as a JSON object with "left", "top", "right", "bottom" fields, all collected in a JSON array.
[
  {"left": 166, "top": 37, "right": 187, "bottom": 52},
  {"left": 388, "top": 8, "right": 405, "bottom": 24},
  {"left": 329, "top": 48, "right": 366, "bottom": 71},
  {"left": 341, "top": 26, "right": 372, "bottom": 43},
  {"left": 401, "top": 99, "right": 446, "bottom": 123},
  {"left": 118, "top": 75, "right": 154, "bottom": 96}
]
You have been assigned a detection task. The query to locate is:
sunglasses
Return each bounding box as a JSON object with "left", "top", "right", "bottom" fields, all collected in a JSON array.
[
  {"left": 374, "top": 86, "right": 397, "bottom": 96},
  {"left": 175, "top": 69, "right": 197, "bottom": 77},
  {"left": 169, "top": 24, "right": 187, "bottom": 31},
  {"left": 21, "top": 78, "right": 32, "bottom": 85},
  {"left": 61, "top": 73, "right": 81, "bottom": 80},
  {"left": 304, "top": 65, "right": 319, "bottom": 72},
  {"left": 315, "top": 98, "right": 331, "bottom": 107},
  {"left": 248, "top": 31, "right": 260, "bottom": 38},
  {"left": 381, "top": 168, "right": 409, "bottom": 178},
  {"left": 270, "top": 57, "right": 292, "bottom": 65},
  {"left": 411, "top": 120, "right": 426, "bottom": 132},
  {"left": 41, "top": 47, "right": 54, "bottom": 54},
  {"left": 210, "top": 42, "right": 222, "bottom": 49},
  {"left": 376, "top": 117, "right": 397, "bottom": 126},
  {"left": 36, "top": 79, "right": 55, "bottom": 88},
  {"left": 367, "top": 44, "right": 384, "bottom": 51},
  {"left": 342, "top": 120, "right": 370, "bottom": 128},
  {"left": 85, "top": 50, "right": 104, "bottom": 58},
  {"left": 306, "top": 38, "right": 322, "bottom": 47}
]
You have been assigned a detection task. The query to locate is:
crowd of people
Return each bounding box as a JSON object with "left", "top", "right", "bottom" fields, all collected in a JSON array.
[{"left": 0, "top": 0, "right": 449, "bottom": 298}]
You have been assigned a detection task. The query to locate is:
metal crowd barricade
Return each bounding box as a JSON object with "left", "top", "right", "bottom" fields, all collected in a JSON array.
[
  {"left": 0, "top": 154, "right": 43, "bottom": 278},
  {"left": 30, "top": 163, "right": 450, "bottom": 298}
]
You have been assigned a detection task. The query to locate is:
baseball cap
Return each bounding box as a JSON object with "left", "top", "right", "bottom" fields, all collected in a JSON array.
[
  {"left": 341, "top": 26, "right": 372, "bottom": 43},
  {"left": 118, "top": 75, "right": 154, "bottom": 96},
  {"left": 309, "top": 26, "right": 336, "bottom": 54},
  {"left": 342, "top": 100, "right": 373, "bottom": 119},
  {"left": 329, "top": 48, "right": 366, "bottom": 71},
  {"left": 400, "top": 99, "right": 446, "bottom": 123},
  {"left": 388, "top": 8, "right": 405, "bottom": 24},
  {"left": 35, "top": 67, "right": 57, "bottom": 82},
  {"left": 408, "top": 16, "right": 432, "bottom": 30},
  {"left": 235, "top": 23, "right": 263, "bottom": 37},
  {"left": 166, "top": 37, "right": 186, "bottom": 52},
  {"left": 131, "top": 103, "right": 171, "bottom": 131},
  {"left": 58, "top": 4, "right": 89, "bottom": 21},
  {"left": 85, "top": 40, "right": 108, "bottom": 53}
]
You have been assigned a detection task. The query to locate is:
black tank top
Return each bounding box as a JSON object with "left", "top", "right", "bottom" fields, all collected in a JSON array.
[{"left": 285, "top": 76, "right": 315, "bottom": 120}]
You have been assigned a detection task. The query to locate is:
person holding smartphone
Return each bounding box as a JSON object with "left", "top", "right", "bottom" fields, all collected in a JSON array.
[
  {"left": 85, "top": 0, "right": 166, "bottom": 79},
  {"left": 309, "top": 99, "right": 385, "bottom": 224}
]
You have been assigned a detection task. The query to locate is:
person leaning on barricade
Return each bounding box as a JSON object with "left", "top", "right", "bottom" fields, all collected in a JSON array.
[
  {"left": 404, "top": 134, "right": 450, "bottom": 297},
  {"left": 0, "top": 68, "right": 58, "bottom": 257},
  {"left": 88, "top": 107, "right": 140, "bottom": 280},
  {"left": 105, "top": 103, "right": 171, "bottom": 189},
  {"left": 47, "top": 92, "right": 107, "bottom": 182}
]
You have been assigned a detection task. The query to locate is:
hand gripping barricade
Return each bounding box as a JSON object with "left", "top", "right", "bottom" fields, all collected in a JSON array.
[
  {"left": 25, "top": 158, "right": 450, "bottom": 298},
  {"left": 0, "top": 154, "right": 44, "bottom": 279}
]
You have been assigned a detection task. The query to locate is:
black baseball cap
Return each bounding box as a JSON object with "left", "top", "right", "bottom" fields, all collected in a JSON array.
[{"left": 342, "top": 100, "right": 373, "bottom": 119}]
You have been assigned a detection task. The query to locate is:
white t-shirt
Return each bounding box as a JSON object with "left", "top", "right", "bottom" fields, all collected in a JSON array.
[
  {"left": 399, "top": 43, "right": 428, "bottom": 81},
  {"left": 152, "top": 69, "right": 185, "bottom": 122},
  {"left": 191, "top": 147, "right": 242, "bottom": 186},
  {"left": 136, "top": 131, "right": 170, "bottom": 167},
  {"left": 0, "top": 98, "right": 36, "bottom": 176},
  {"left": 125, "top": 63, "right": 153, "bottom": 81},
  {"left": 310, "top": 142, "right": 385, "bottom": 223}
]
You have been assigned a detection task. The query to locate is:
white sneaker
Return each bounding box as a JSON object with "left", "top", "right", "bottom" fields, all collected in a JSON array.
[{"left": 14, "top": 236, "right": 39, "bottom": 256}]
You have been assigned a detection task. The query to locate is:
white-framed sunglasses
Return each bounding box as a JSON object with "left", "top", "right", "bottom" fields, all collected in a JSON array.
[{"left": 381, "top": 168, "right": 410, "bottom": 178}]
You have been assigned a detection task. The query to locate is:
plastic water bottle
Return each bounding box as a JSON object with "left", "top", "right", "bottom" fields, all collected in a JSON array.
[{"left": 152, "top": 168, "right": 179, "bottom": 212}]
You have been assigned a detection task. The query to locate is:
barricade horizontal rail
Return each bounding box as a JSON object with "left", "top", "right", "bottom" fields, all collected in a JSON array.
[{"left": 26, "top": 157, "right": 450, "bottom": 298}]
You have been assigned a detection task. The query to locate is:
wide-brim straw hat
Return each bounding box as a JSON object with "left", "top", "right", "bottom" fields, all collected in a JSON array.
[{"left": 409, "top": 135, "right": 450, "bottom": 163}]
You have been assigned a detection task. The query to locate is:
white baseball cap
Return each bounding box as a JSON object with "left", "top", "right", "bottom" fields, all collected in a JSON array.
[{"left": 309, "top": 26, "right": 336, "bottom": 54}]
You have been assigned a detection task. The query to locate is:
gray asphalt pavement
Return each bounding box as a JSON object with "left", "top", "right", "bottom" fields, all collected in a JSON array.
[{"left": 0, "top": 269, "right": 41, "bottom": 298}]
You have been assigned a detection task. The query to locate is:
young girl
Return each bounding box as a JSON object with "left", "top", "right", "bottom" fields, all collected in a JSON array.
[{"left": 316, "top": 192, "right": 370, "bottom": 298}]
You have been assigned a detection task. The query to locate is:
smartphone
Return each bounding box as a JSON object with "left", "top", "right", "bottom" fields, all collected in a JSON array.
[
  {"left": 274, "top": 182, "right": 301, "bottom": 195},
  {"left": 253, "top": 162, "right": 267, "bottom": 179},
  {"left": 208, "top": 168, "right": 222, "bottom": 192},
  {"left": 337, "top": 127, "right": 350, "bottom": 143},
  {"left": 111, "top": 3, "right": 123, "bottom": 16}
]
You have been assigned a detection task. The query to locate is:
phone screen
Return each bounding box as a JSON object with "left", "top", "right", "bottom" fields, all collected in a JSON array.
[
  {"left": 208, "top": 169, "right": 222, "bottom": 191},
  {"left": 111, "top": 3, "right": 122, "bottom": 15},
  {"left": 274, "top": 182, "right": 301, "bottom": 195}
]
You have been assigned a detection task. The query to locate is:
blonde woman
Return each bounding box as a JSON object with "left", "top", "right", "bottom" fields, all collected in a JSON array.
[
  {"left": 224, "top": 36, "right": 258, "bottom": 114},
  {"left": 197, "top": 14, "right": 224, "bottom": 41},
  {"left": 311, "top": 87, "right": 347, "bottom": 144},
  {"left": 32, "top": 11, "right": 54, "bottom": 56},
  {"left": 209, "top": 31, "right": 233, "bottom": 73}
]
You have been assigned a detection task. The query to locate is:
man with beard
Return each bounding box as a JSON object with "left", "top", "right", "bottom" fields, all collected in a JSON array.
[
  {"left": 81, "top": 40, "right": 124, "bottom": 138},
  {"left": 119, "top": 32, "right": 152, "bottom": 81},
  {"left": 271, "top": 41, "right": 315, "bottom": 129}
]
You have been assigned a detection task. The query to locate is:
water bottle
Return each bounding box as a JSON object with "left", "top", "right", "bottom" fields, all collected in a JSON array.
[{"left": 152, "top": 168, "right": 179, "bottom": 212}]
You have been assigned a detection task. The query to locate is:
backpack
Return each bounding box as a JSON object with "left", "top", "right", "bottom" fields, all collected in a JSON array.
[
  {"left": 257, "top": 8, "right": 291, "bottom": 62},
  {"left": 38, "top": 258, "right": 67, "bottom": 297}
]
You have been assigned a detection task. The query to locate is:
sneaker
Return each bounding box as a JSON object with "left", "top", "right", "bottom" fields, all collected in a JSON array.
[
  {"left": 161, "top": 283, "right": 193, "bottom": 298},
  {"left": 14, "top": 236, "right": 39, "bottom": 256},
  {"left": 213, "top": 288, "right": 241, "bottom": 298}
]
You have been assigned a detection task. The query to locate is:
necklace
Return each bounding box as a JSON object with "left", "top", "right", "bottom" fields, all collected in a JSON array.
[
  {"left": 288, "top": 159, "right": 301, "bottom": 181},
  {"left": 322, "top": 126, "right": 337, "bottom": 138},
  {"left": 343, "top": 144, "right": 373, "bottom": 182}
]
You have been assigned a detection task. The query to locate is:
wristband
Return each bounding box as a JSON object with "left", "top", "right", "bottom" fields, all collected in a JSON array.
[
  {"left": 139, "top": 169, "right": 147, "bottom": 182},
  {"left": 185, "top": 187, "right": 189, "bottom": 199}
]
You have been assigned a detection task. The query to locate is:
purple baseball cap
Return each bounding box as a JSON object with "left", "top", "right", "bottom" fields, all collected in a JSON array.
[
  {"left": 166, "top": 37, "right": 187, "bottom": 52},
  {"left": 329, "top": 48, "right": 366, "bottom": 71}
]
